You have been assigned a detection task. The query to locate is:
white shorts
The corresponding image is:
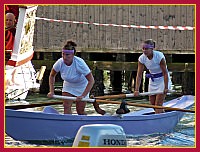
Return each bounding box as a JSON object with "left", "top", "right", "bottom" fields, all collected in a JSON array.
[
  {"left": 148, "top": 76, "right": 172, "bottom": 92},
  {"left": 62, "top": 81, "right": 89, "bottom": 98}
]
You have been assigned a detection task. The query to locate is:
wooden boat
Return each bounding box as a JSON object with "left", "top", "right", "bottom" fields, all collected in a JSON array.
[{"left": 5, "top": 95, "right": 194, "bottom": 142}]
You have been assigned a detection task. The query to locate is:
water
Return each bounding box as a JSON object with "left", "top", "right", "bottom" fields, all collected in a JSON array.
[{"left": 5, "top": 93, "right": 195, "bottom": 148}]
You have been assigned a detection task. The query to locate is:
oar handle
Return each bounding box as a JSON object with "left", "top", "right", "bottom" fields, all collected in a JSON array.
[
  {"left": 52, "top": 95, "right": 96, "bottom": 102},
  {"left": 94, "top": 94, "right": 126, "bottom": 99},
  {"left": 95, "top": 90, "right": 176, "bottom": 99},
  {"left": 53, "top": 90, "right": 175, "bottom": 101},
  {"left": 138, "top": 90, "right": 175, "bottom": 96},
  {"left": 126, "top": 91, "right": 165, "bottom": 98}
]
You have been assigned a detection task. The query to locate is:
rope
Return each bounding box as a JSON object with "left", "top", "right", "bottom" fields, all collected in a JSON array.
[{"left": 35, "top": 17, "right": 194, "bottom": 31}]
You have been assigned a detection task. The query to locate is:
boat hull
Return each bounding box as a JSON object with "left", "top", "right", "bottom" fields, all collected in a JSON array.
[{"left": 5, "top": 95, "right": 194, "bottom": 141}]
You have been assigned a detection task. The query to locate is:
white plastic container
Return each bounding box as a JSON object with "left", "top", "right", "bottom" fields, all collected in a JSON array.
[{"left": 72, "top": 124, "right": 127, "bottom": 147}]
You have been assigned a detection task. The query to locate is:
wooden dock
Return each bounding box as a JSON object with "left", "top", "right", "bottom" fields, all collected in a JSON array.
[{"left": 31, "top": 5, "right": 195, "bottom": 95}]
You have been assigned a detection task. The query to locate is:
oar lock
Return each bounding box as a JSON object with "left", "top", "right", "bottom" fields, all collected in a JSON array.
[{"left": 116, "top": 100, "right": 130, "bottom": 114}]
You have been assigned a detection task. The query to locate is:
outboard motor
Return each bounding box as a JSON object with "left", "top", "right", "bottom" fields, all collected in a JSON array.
[{"left": 72, "top": 124, "right": 127, "bottom": 147}]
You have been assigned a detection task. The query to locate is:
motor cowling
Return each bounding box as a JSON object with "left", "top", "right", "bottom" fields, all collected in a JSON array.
[{"left": 72, "top": 124, "right": 127, "bottom": 147}]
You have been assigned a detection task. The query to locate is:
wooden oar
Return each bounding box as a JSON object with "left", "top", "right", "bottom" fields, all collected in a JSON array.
[
  {"left": 5, "top": 95, "right": 194, "bottom": 113},
  {"left": 5, "top": 101, "right": 63, "bottom": 110},
  {"left": 51, "top": 95, "right": 194, "bottom": 113},
  {"left": 94, "top": 90, "right": 176, "bottom": 99}
]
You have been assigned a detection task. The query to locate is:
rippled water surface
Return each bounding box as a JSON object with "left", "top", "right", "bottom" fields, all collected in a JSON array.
[{"left": 5, "top": 93, "right": 195, "bottom": 148}]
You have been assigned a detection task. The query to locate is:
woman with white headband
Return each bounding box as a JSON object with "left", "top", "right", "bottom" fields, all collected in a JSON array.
[
  {"left": 47, "top": 40, "right": 105, "bottom": 115},
  {"left": 134, "top": 39, "right": 172, "bottom": 114}
]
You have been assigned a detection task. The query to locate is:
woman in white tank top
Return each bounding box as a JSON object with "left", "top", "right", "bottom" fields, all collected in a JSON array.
[{"left": 134, "top": 39, "right": 172, "bottom": 114}]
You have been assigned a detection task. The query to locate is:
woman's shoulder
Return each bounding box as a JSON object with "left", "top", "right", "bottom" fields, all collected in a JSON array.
[
  {"left": 154, "top": 50, "right": 164, "bottom": 55},
  {"left": 56, "top": 57, "right": 64, "bottom": 62},
  {"left": 153, "top": 50, "right": 165, "bottom": 62},
  {"left": 74, "top": 56, "right": 90, "bottom": 71},
  {"left": 154, "top": 50, "right": 164, "bottom": 58},
  {"left": 139, "top": 53, "right": 145, "bottom": 58},
  {"left": 53, "top": 58, "right": 64, "bottom": 72},
  {"left": 74, "top": 56, "right": 86, "bottom": 64},
  {"left": 54, "top": 58, "right": 64, "bottom": 66},
  {"left": 138, "top": 53, "right": 147, "bottom": 64},
  {"left": 74, "top": 56, "right": 84, "bottom": 60},
  {"left": 139, "top": 53, "right": 147, "bottom": 60}
]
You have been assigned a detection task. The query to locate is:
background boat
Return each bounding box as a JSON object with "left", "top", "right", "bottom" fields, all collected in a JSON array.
[{"left": 5, "top": 6, "right": 40, "bottom": 101}]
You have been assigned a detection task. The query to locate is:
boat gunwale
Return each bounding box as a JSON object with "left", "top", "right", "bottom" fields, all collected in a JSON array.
[
  {"left": 6, "top": 108, "right": 183, "bottom": 121},
  {"left": 5, "top": 95, "right": 194, "bottom": 121}
]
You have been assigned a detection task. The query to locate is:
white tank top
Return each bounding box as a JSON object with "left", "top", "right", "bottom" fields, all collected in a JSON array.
[{"left": 139, "top": 50, "right": 166, "bottom": 74}]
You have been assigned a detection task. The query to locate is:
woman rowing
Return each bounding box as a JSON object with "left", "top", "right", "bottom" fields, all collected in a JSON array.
[
  {"left": 134, "top": 39, "right": 172, "bottom": 113},
  {"left": 47, "top": 40, "right": 105, "bottom": 115}
]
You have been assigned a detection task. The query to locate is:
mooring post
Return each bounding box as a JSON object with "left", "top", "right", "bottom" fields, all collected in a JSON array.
[
  {"left": 182, "top": 63, "right": 195, "bottom": 95},
  {"left": 90, "top": 67, "right": 104, "bottom": 96},
  {"left": 110, "top": 71, "right": 122, "bottom": 94}
]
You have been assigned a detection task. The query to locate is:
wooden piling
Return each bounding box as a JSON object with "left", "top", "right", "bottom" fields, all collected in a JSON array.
[
  {"left": 90, "top": 68, "right": 104, "bottom": 96},
  {"left": 182, "top": 63, "right": 195, "bottom": 95},
  {"left": 39, "top": 70, "right": 50, "bottom": 94},
  {"left": 110, "top": 71, "right": 122, "bottom": 94}
]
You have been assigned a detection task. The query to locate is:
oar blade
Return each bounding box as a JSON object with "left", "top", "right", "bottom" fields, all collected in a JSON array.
[{"left": 126, "top": 102, "right": 195, "bottom": 113}]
